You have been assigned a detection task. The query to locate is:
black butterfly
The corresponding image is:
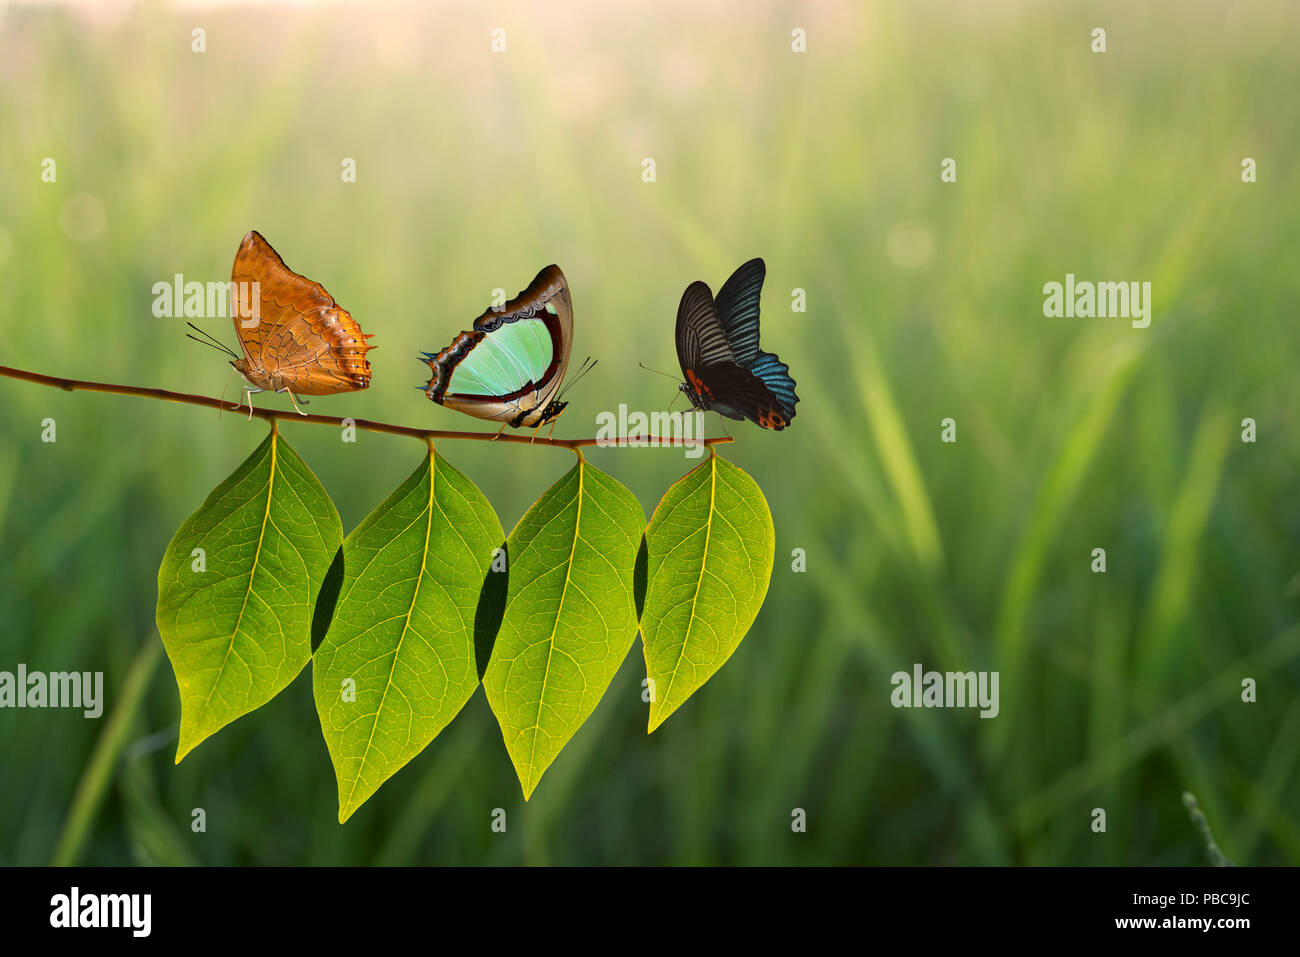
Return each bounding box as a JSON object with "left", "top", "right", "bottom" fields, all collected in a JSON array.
[{"left": 675, "top": 258, "right": 798, "bottom": 430}]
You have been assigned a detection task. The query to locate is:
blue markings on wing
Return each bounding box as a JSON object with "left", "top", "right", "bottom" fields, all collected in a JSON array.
[
  {"left": 714, "top": 258, "right": 766, "bottom": 364},
  {"left": 748, "top": 352, "right": 798, "bottom": 416}
]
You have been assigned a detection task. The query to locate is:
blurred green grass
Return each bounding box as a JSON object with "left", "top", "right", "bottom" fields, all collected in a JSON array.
[{"left": 1, "top": 0, "right": 1298, "bottom": 865}]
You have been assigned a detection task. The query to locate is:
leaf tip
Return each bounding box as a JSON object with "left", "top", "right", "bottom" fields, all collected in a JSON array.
[
  {"left": 646, "top": 709, "right": 668, "bottom": 734},
  {"left": 174, "top": 730, "right": 200, "bottom": 764}
]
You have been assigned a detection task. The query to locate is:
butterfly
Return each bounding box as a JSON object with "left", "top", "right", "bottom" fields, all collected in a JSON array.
[
  {"left": 675, "top": 258, "right": 798, "bottom": 430},
  {"left": 200, "top": 231, "right": 374, "bottom": 417},
  {"left": 421, "top": 264, "right": 586, "bottom": 434}
]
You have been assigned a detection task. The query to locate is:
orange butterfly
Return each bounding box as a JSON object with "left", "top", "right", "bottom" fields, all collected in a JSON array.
[{"left": 222, "top": 231, "right": 374, "bottom": 417}]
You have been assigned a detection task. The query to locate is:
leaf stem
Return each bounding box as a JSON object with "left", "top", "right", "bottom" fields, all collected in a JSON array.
[{"left": 0, "top": 364, "right": 734, "bottom": 450}]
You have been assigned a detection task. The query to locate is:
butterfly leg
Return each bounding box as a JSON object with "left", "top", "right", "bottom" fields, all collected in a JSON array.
[
  {"left": 491, "top": 422, "right": 508, "bottom": 441},
  {"left": 233, "top": 386, "right": 262, "bottom": 417},
  {"left": 283, "top": 391, "right": 309, "bottom": 417},
  {"left": 242, "top": 388, "right": 263, "bottom": 421}
]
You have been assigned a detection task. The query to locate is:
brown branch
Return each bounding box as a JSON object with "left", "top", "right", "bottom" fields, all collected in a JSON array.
[{"left": 0, "top": 364, "right": 732, "bottom": 451}]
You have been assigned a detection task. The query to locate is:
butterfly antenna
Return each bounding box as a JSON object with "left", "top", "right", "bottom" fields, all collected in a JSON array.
[
  {"left": 186, "top": 321, "right": 236, "bottom": 354},
  {"left": 186, "top": 322, "right": 240, "bottom": 360},
  {"left": 558, "top": 356, "right": 598, "bottom": 399},
  {"left": 638, "top": 361, "right": 680, "bottom": 382}
]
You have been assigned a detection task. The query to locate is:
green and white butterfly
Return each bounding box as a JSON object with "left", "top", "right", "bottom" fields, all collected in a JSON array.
[{"left": 421, "top": 265, "right": 592, "bottom": 433}]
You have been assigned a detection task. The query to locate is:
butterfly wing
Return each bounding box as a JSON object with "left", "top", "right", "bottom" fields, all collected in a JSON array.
[
  {"left": 712, "top": 257, "right": 765, "bottom": 364},
  {"left": 742, "top": 351, "right": 798, "bottom": 428},
  {"left": 675, "top": 258, "right": 798, "bottom": 429},
  {"left": 423, "top": 265, "right": 573, "bottom": 426},
  {"left": 230, "top": 231, "right": 373, "bottom": 395},
  {"left": 692, "top": 358, "right": 797, "bottom": 430},
  {"left": 675, "top": 280, "right": 735, "bottom": 378}
]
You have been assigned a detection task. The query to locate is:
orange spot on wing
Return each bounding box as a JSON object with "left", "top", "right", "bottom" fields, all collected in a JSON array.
[{"left": 686, "top": 368, "right": 712, "bottom": 398}]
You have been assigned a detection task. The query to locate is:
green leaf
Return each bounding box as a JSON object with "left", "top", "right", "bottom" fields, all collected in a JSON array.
[
  {"left": 482, "top": 456, "right": 645, "bottom": 799},
  {"left": 313, "top": 448, "right": 503, "bottom": 822},
  {"left": 641, "top": 452, "right": 775, "bottom": 732},
  {"left": 157, "top": 428, "right": 342, "bottom": 761}
]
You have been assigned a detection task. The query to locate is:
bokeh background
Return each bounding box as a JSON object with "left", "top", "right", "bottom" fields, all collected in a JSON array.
[{"left": 1, "top": 0, "right": 1298, "bottom": 865}]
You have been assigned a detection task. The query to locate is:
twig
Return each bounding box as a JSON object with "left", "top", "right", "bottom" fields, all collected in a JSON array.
[{"left": 0, "top": 364, "right": 732, "bottom": 450}]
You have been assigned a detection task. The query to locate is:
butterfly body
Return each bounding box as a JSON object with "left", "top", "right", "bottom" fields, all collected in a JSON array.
[
  {"left": 675, "top": 258, "right": 797, "bottom": 430},
  {"left": 423, "top": 265, "right": 573, "bottom": 429},
  {"left": 228, "top": 231, "right": 374, "bottom": 411}
]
